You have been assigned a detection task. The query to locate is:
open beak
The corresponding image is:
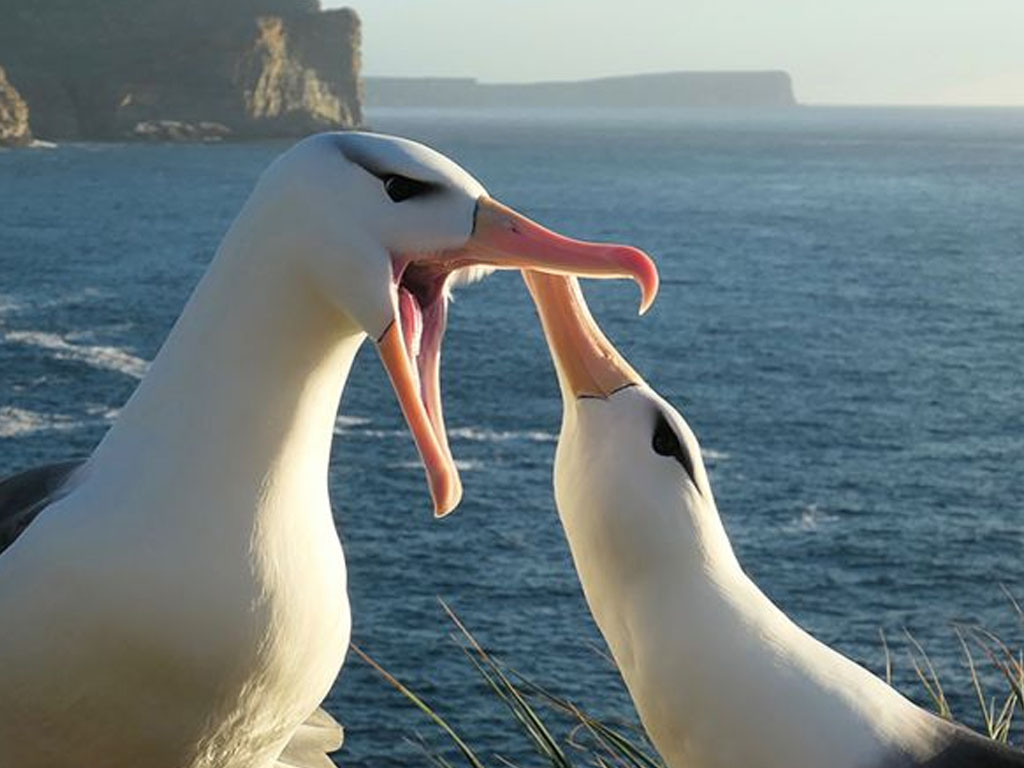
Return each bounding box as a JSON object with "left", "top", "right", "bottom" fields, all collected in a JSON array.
[
  {"left": 470, "top": 197, "right": 658, "bottom": 314},
  {"left": 376, "top": 196, "right": 658, "bottom": 518},
  {"left": 523, "top": 271, "right": 644, "bottom": 399}
]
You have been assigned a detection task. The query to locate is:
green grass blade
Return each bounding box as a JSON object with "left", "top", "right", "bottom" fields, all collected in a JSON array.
[
  {"left": 904, "top": 628, "right": 952, "bottom": 719},
  {"left": 350, "top": 644, "right": 488, "bottom": 768},
  {"left": 441, "top": 600, "right": 574, "bottom": 767},
  {"left": 955, "top": 626, "right": 995, "bottom": 737},
  {"left": 879, "top": 628, "right": 893, "bottom": 686}
]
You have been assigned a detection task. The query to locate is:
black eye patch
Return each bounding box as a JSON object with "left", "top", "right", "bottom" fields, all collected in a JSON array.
[
  {"left": 382, "top": 174, "right": 437, "bottom": 203},
  {"left": 334, "top": 141, "right": 442, "bottom": 203},
  {"left": 651, "top": 411, "right": 699, "bottom": 491}
]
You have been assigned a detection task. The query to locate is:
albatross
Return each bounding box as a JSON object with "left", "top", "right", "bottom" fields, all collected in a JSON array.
[
  {"left": 523, "top": 271, "right": 1024, "bottom": 768},
  {"left": 0, "top": 132, "right": 657, "bottom": 768}
]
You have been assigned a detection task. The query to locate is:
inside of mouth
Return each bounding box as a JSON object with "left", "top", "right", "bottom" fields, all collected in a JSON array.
[
  {"left": 396, "top": 262, "right": 454, "bottom": 453},
  {"left": 397, "top": 264, "right": 447, "bottom": 376}
]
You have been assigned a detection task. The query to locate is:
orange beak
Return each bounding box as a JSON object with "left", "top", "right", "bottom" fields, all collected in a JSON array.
[
  {"left": 376, "top": 196, "right": 658, "bottom": 517},
  {"left": 522, "top": 271, "right": 643, "bottom": 399},
  {"left": 470, "top": 198, "right": 658, "bottom": 314}
]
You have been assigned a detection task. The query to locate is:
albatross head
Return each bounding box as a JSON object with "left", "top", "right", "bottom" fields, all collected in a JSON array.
[
  {"left": 523, "top": 273, "right": 720, "bottom": 571},
  {"left": 249, "top": 132, "right": 659, "bottom": 517}
]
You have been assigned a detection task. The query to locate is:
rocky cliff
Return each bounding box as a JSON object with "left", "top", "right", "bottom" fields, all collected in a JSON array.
[
  {"left": 0, "top": 0, "right": 362, "bottom": 141},
  {"left": 0, "top": 65, "right": 32, "bottom": 146}
]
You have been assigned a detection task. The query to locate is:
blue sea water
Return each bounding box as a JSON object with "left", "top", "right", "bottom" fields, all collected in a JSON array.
[{"left": 1, "top": 107, "right": 1023, "bottom": 765}]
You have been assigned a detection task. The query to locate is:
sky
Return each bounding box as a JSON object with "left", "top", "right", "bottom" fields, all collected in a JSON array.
[{"left": 324, "top": 0, "right": 1024, "bottom": 105}]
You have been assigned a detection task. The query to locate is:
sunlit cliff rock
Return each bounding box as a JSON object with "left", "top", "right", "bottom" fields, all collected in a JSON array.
[{"left": 0, "top": 0, "right": 362, "bottom": 141}]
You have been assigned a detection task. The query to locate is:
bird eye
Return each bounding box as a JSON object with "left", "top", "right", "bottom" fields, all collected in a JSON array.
[
  {"left": 651, "top": 415, "right": 680, "bottom": 457},
  {"left": 651, "top": 412, "right": 699, "bottom": 491},
  {"left": 383, "top": 174, "right": 432, "bottom": 203}
]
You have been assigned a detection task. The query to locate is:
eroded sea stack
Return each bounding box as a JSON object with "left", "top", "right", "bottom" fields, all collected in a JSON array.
[
  {"left": 0, "top": 65, "right": 32, "bottom": 146},
  {"left": 0, "top": 0, "right": 362, "bottom": 141}
]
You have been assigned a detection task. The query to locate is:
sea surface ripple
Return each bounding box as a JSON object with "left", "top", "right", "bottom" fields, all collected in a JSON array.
[{"left": 1, "top": 107, "right": 1022, "bottom": 765}]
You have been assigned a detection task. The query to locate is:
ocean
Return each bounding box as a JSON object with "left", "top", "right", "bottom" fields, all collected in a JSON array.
[{"left": 1, "top": 107, "right": 1022, "bottom": 765}]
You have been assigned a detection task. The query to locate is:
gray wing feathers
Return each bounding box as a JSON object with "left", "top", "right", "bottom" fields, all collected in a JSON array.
[
  {"left": 878, "top": 721, "right": 1024, "bottom": 767},
  {"left": 0, "top": 460, "right": 85, "bottom": 555},
  {"left": 918, "top": 724, "right": 1024, "bottom": 767},
  {"left": 276, "top": 708, "right": 344, "bottom": 768}
]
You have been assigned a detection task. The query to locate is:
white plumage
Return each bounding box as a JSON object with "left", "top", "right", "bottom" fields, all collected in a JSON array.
[
  {"left": 524, "top": 272, "right": 1024, "bottom": 768},
  {"left": 0, "top": 133, "right": 656, "bottom": 767}
]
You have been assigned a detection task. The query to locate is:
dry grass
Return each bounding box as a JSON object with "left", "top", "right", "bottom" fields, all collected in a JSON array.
[
  {"left": 357, "top": 591, "right": 1024, "bottom": 765},
  {"left": 889, "top": 587, "right": 1023, "bottom": 746}
]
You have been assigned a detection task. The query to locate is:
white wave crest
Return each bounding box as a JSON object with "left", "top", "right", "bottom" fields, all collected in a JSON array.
[
  {"left": 786, "top": 504, "right": 840, "bottom": 533},
  {"left": 389, "top": 459, "right": 485, "bottom": 471},
  {"left": 0, "top": 404, "right": 119, "bottom": 439},
  {"left": 3, "top": 331, "right": 149, "bottom": 379},
  {"left": 0, "top": 407, "right": 76, "bottom": 438},
  {"left": 0, "top": 288, "right": 114, "bottom": 323},
  {"left": 0, "top": 295, "right": 21, "bottom": 318},
  {"left": 352, "top": 428, "right": 406, "bottom": 439},
  {"left": 448, "top": 427, "right": 557, "bottom": 443},
  {"left": 84, "top": 404, "right": 121, "bottom": 423},
  {"left": 344, "top": 425, "right": 558, "bottom": 444},
  {"left": 701, "top": 448, "right": 731, "bottom": 462},
  {"left": 332, "top": 414, "right": 373, "bottom": 434}
]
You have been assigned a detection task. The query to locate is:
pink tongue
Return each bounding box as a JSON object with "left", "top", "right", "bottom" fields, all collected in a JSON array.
[{"left": 398, "top": 287, "right": 424, "bottom": 363}]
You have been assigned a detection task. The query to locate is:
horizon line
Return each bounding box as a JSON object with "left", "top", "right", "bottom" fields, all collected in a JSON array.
[{"left": 359, "top": 70, "right": 1024, "bottom": 108}]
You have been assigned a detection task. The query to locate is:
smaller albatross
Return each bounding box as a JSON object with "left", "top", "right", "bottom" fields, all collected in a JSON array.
[
  {"left": 0, "top": 132, "right": 657, "bottom": 768},
  {"left": 523, "top": 271, "right": 1024, "bottom": 768}
]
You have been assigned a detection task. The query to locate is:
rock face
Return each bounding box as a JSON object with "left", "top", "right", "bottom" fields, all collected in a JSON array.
[
  {"left": 0, "top": 65, "right": 32, "bottom": 146},
  {"left": 0, "top": 0, "right": 362, "bottom": 141},
  {"left": 365, "top": 71, "right": 798, "bottom": 109}
]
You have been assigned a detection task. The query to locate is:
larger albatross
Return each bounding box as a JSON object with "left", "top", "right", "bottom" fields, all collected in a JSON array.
[
  {"left": 524, "top": 271, "right": 1024, "bottom": 768},
  {"left": 0, "top": 132, "right": 657, "bottom": 768}
]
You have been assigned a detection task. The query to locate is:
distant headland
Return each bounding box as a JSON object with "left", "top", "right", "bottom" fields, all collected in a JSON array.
[
  {"left": 0, "top": 0, "right": 799, "bottom": 146},
  {"left": 364, "top": 71, "right": 798, "bottom": 110}
]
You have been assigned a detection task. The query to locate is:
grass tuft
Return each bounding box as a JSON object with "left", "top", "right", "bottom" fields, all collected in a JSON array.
[
  {"left": 887, "top": 588, "right": 1022, "bottom": 747},
  {"left": 357, "top": 591, "right": 1024, "bottom": 764},
  {"left": 356, "top": 602, "right": 665, "bottom": 767}
]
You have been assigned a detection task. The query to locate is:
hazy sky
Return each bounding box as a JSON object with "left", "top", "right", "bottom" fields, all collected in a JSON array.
[{"left": 324, "top": 0, "right": 1024, "bottom": 105}]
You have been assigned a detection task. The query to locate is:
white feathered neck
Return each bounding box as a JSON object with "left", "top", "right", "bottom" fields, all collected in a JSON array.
[{"left": 553, "top": 386, "right": 945, "bottom": 768}]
